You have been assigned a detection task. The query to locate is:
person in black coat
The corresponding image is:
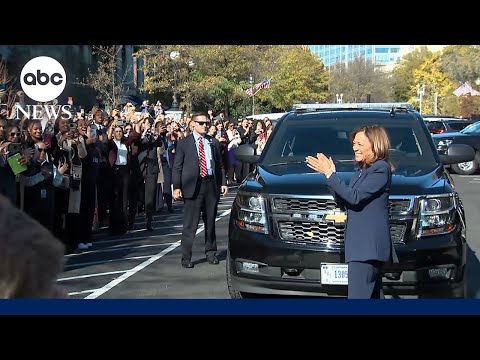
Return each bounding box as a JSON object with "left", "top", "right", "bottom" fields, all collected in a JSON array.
[
  {"left": 172, "top": 112, "right": 228, "bottom": 268},
  {"left": 136, "top": 115, "right": 166, "bottom": 230}
]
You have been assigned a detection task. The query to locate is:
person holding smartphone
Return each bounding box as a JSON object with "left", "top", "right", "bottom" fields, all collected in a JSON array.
[
  {"left": 75, "top": 118, "right": 101, "bottom": 247},
  {"left": 106, "top": 120, "right": 140, "bottom": 234},
  {"left": 0, "top": 120, "right": 20, "bottom": 205},
  {"left": 23, "top": 141, "right": 69, "bottom": 232}
]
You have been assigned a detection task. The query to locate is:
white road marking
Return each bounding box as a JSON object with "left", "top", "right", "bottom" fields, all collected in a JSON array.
[
  {"left": 80, "top": 232, "right": 182, "bottom": 248},
  {"left": 69, "top": 289, "right": 98, "bottom": 296},
  {"left": 65, "top": 254, "right": 156, "bottom": 269},
  {"left": 117, "top": 224, "right": 183, "bottom": 232},
  {"left": 65, "top": 242, "right": 179, "bottom": 257},
  {"left": 83, "top": 208, "right": 232, "bottom": 299},
  {"left": 59, "top": 270, "right": 126, "bottom": 282}
]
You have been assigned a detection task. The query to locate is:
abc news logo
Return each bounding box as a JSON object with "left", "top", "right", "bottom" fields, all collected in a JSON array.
[
  {"left": 18, "top": 56, "right": 71, "bottom": 120},
  {"left": 23, "top": 70, "right": 64, "bottom": 86},
  {"left": 20, "top": 56, "right": 66, "bottom": 103}
]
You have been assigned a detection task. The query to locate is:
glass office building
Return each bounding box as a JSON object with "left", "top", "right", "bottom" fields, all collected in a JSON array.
[{"left": 308, "top": 45, "right": 416, "bottom": 70}]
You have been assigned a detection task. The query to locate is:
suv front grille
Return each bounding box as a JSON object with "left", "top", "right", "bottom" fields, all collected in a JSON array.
[
  {"left": 272, "top": 197, "right": 412, "bottom": 246},
  {"left": 389, "top": 200, "right": 410, "bottom": 213},
  {"left": 274, "top": 198, "right": 410, "bottom": 213},
  {"left": 273, "top": 198, "right": 338, "bottom": 212},
  {"left": 278, "top": 221, "right": 407, "bottom": 245},
  {"left": 390, "top": 223, "right": 407, "bottom": 244},
  {"left": 278, "top": 221, "right": 345, "bottom": 245}
]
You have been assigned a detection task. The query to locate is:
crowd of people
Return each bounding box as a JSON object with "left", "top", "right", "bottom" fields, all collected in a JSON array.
[{"left": 0, "top": 102, "right": 274, "bottom": 255}]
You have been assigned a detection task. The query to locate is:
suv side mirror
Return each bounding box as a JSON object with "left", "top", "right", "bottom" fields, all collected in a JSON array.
[
  {"left": 439, "top": 144, "right": 475, "bottom": 165},
  {"left": 234, "top": 144, "right": 259, "bottom": 164}
]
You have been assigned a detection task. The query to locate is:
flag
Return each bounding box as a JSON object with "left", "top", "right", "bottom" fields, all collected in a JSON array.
[
  {"left": 470, "top": 87, "right": 480, "bottom": 96},
  {"left": 255, "top": 79, "right": 272, "bottom": 90},
  {"left": 453, "top": 82, "right": 473, "bottom": 97},
  {"left": 245, "top": 87, "right": 254, "bottom": 97}
]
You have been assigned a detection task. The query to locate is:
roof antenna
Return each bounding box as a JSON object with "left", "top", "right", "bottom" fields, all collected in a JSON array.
[{"left": 390, "top": 107, "right": 396, "bottom": 117}]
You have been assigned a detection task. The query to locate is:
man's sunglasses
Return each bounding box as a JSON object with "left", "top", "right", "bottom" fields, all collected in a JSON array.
[
  {"left": 10, "top": 132, "right": 20, "bottom": 137},
  {"left": 195, "top": 121, "right": 210, "bottom": 126}
]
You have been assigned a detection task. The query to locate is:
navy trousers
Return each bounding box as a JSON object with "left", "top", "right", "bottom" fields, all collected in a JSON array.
[{"left": 348, "top": 260, "right": 384, "bottom": 299}]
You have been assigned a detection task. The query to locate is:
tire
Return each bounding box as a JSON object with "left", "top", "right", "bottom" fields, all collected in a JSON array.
[
  {"left": 451, "top": 150, "right": 480, "bottom": 175},
  {"left": 226, "top": 251, "right": 258, "bottom": 298}
]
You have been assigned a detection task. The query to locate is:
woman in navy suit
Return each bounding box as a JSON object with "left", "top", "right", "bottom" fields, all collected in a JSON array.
[{"left": 306, "top": 125, "right": 397, "bottom": 299}]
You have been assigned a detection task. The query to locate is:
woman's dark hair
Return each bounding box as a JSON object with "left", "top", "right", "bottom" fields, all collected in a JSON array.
[{"left": 350, "top": 125, "right": 394, "bottom": 170}]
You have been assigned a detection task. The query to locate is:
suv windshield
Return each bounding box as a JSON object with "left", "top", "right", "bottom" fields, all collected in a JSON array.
[{"left": 261, "top": 111, "right": 439, "bottom": 176}]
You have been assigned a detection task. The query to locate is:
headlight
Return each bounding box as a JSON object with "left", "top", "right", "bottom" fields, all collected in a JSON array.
[
  {"left": 437, "top": 139, "right": 453, "bottom": 147},
  {"left": 436, "top": 139, "right": 453, "bottom": 154},
  {"left": 418, "top": 194, "right": 456, "bottom": 236},
  {"left": 234, "top": 192, "right": 268, "bottom": 234}
]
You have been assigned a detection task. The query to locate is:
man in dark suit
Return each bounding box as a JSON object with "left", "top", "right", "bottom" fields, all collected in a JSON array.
[
  {"left": 137, "top": 115, "right": 165, "bottom": 230},
  {"left": 172, "top": 112, "right": 228, "bottom": 268}
]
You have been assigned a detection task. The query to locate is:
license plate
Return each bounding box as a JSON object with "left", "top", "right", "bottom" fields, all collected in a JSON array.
[{"left": 321, "top": 263, "right": 348, "bottom": 285}]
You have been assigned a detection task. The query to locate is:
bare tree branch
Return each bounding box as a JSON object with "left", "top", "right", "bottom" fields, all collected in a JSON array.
[{"left": 75, "top": 45, "right": 131, "bottom": 110}]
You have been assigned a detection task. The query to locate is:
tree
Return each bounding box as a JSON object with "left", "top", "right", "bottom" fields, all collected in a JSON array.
[
  {"left": 79, "top": 45, "right": 132, "bottom": 110},
  {"left": 439, "top": 45, "right": 480, "bottom": 117},
  {"left": 258, "top": 47, "right": 329, "bottom": 110},
  {"left": 139, "top": 45, "right": 328, "bottom": 117},
  {"left": 440, "top": 45, "right": 480, "bottom": 84},
  {"left": 140, "top": 45, "right": 224, "bottom": 115},
  {"left": 329, "top": 56, "right": 393, "bottom": 103},
  {"left": 140, "top": 45, "right": 268, "bottom": 117},
  {"left": 392, "top": 46, "right": 432, "bottom": 102},
  {"left": 0, "top": 59, "right": 16, "bottom": 113},
  {"left": 409, "top": 52, "right": 457, "bottom": 115}
]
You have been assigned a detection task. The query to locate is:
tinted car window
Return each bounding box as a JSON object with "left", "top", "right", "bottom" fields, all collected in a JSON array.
[
  {"left": 261, "top": 112, "right": 439, "bottom": 176},
  {"left": 447, "top": 122, "right": 472, "bottom": 131},
  {"left": 461, "top": 121, "right": 480, "bottom": 134},
  {"left": 426, "top": 121, "right": 445, "bottom": 132}
]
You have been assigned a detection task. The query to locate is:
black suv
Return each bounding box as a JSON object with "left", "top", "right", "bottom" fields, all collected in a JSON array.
[
  {"left": 227, "top": 103, "right": 474, "bottom": 299},
  {"left": 423, "top": 116, "right": 475, "bottom": 135},
  {"left": 432, "top": 120, "right": 480, "bottom": 175}
]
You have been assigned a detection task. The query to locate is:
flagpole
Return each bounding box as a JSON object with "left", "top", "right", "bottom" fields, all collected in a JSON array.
[{"left": 249, "top": 75, "right": 255, "bottom": 116}]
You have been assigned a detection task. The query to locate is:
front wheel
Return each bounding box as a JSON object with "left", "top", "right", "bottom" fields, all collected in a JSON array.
[
  {"left": 451, "top": 160, "right": 478, "bottom": 175},
  {"left": 226, "top": 251, "right": 258, "bottom": 298}
]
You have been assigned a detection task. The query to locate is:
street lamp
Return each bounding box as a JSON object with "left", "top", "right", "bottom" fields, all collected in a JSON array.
[
  {"left": 417, "top": 84, "right": 425, "bottom": 115},
  {"left": 249, "top": 75, "right": 255, "bottom": 116},
  {"left": 170, "top": 51, "right": 180, "bottom": 110},
  {"left": 336, "top": 93, "right": 343, "bottom": 104},
  {"left": 186, "top": 60, "right": 195, "bottom": 115}
]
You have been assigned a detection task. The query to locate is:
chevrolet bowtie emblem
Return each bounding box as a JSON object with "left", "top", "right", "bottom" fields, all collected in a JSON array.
[{"left": 324, "top": 212, "right": 347, "bottom": 223}]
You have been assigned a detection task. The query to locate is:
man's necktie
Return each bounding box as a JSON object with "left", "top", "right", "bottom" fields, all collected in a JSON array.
[{"left": 198, "top": 137, "right": 207, "bottom": 177}]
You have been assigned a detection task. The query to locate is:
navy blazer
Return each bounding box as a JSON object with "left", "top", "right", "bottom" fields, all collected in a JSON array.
[
  {"left": 172, "top": 133, "right": 226, "bottom": 199},
  {"left": 327, "top": 159, "right": 397, "bottom": 263}
]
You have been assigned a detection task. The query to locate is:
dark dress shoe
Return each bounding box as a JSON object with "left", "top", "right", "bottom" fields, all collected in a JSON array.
[
  {"left": 181, "top": 260, "right": 194, "bottom": 268},
  {"left": 206, "top": 255, "right": 219, "bottom": 265},
  {"left": 146, "top": 220, "right": 153, "bottom": 231}
]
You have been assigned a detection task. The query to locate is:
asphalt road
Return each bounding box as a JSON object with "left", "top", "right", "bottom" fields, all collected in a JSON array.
[
  {"left": 59, "top": 174, "right": 480, "bottom": 299},
  {"left": 452, "top": 174, "right": 480, "bottom": 299},
  {"left": 60, "top": 185, "right": 237, "bottom": 299}
]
